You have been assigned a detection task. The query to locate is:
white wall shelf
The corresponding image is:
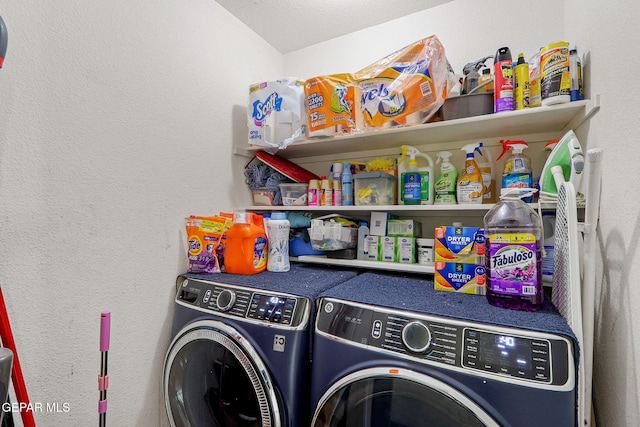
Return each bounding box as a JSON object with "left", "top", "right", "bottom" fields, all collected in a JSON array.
[
  {"left": 235, "top": 97, "right": 599, "bottom": 159},
  {"left": 291, "top": 256, "right": 434, "bottom": 274}
]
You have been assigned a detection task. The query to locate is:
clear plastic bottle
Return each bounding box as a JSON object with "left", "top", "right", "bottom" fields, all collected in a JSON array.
[
  {"left": 267, "top": 212, "right": 290, "bottom": 272},
  {"left": 484, "top": 189, "right": 544, "bottom": 311},
  {"left": 357, "top": 222, "right": 370, "bottom": 260}
]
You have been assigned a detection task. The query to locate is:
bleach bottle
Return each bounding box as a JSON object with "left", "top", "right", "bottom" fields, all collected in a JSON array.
[
  {"left": 397, "top": 145, "right": 434, "bottom": 205},
  {"left": 457, "top": 143, "right": 484, "bottom": 204},
  {"left": 434, "top": 151, "right": 458, "bottom": 205},
  {"left": 497, "top": 140, "right": 533, "bottom": 202},
  {"left": 484, "top": 188, "right": 544, "bottom": 311},
  {"left": 225, "top": 212, "right": 268, "bottom": 275}
]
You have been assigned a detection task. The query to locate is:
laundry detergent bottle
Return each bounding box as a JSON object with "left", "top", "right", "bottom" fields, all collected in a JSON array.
[
  {"left": 225, "top": 211, "right": 268, "bottom": 275},
  {"left": 457, "top": 143, "right": 484, "bottom": 204},
  {"left": 434, "top": 151, "right": 458, "bottom": 204},
  {"left": 498, "top": 140, "right": 533, "bottom": 202},
  {"left": 484, "top": 188, "right": 544, "bottom": 311}
]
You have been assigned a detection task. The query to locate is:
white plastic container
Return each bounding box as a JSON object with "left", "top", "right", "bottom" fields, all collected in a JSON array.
[
  {"left": 416, "top": 238, "right": 434, "bottom": 264},
  {"left": 357, "top": 222, "right": 370, "bottom": 260},
  {"left": 267, "top": 212, "right": 290, "bottom": 272},
  {"left": 279, "top": 183, "right": 308, "bottom": 206}
]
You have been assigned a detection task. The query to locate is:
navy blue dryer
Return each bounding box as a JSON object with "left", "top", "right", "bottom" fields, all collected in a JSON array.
[
  {"left": 310, "top": 272, "right": 578, "bottom": 427},
  {"left": 163, "top": 264, "right": 357, "bottom": 427}
]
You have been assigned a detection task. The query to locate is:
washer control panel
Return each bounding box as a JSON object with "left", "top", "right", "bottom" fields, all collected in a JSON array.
[
  {"left": 176, "top": 278, "right": 305, "bottom": 327},
  {"left": 316, "top": 298, "right": 573, "bottom": 388}
]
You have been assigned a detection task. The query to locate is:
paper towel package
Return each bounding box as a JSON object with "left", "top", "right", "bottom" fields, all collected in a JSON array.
[
  {"left": 355, "top": 36, "right": 452, "bottom": 130},
  {"left": 304, "top": 74, "right": 363, "bottom": 137},
  {"left": 248, "top": 78, "right": 307, "bottom": 149}
]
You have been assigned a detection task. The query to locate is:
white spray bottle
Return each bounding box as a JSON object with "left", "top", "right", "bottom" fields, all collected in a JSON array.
[
  {"left": 477, "top": 142, "right": 497, "bottom": 203},
  {"left": 434, "top": 151, "right": 458, "bottom": 204},
  {"left": 397, "top": 145, "right": 435, "bottom": 205},
  {"left": 457, "top": 143, "right": 484, "bottom": 204}
]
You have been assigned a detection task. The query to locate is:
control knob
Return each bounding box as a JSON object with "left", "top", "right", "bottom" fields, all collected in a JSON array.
[
  {"left": 216, "top": 289, "right": 236, "bottom": 312},
  {"left": 401, "top": 321, "right": 431, "bottom": 353}
]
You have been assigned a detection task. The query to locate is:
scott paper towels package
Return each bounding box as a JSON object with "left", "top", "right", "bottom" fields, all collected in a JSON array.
[{"left": 248, "top": 78, "right": 307, "bottom": 150}]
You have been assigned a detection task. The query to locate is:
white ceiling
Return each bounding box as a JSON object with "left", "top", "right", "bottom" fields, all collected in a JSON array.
[{"left": 215, "top": 0, "right": 453, "bottom": 54}]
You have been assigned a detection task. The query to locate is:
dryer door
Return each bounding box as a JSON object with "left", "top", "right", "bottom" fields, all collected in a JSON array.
[
  {"left": 164, "top": 320, "right": 281, "bottom": 427},
  {"left": 312, "top": 367, "right": 499, "bottom": 427}
]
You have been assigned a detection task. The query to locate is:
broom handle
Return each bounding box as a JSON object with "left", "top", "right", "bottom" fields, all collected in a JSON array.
[
  {"left": 0, "top": 288, "right": 36, "bottom": 427},
  {"left": 99, "top": 312, "right": 110, "bottom": 427}
]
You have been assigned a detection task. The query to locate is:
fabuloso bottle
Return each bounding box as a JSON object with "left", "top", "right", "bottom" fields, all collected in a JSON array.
[
  {"left": 434, "top": 151, "right": 457, "bottom": 204},
  {"left": 484, "top": 188, "right": 544, "bottom": 311},
  {"left": 457, "top": 143, "right": 484, "bottom": 204}
]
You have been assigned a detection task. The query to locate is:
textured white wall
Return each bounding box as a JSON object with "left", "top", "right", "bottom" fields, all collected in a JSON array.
[
  {"left": 563, "top": 1, "right": 640, "bottom": 425},
  {"left": 285, "top": 0, "right": 640, "bottom": 426},
  {"left": 0, "top": 1, "right": 281, "bottom": 425}
]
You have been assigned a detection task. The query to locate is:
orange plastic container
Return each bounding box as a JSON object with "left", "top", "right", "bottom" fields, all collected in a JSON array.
[{"left": 224, "top": 212, "right": 268, "bottom": 275}]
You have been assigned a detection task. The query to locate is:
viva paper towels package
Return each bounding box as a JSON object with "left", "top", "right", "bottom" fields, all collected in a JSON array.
[
  {"left": 248, "top": 78, "right": 307, "bottom": 150},
  {"left": 304, "top": 74, "right": 364, "bottom": 137},
  {"left": 355, "top": 36, "right": 452, "bottom": 130}
]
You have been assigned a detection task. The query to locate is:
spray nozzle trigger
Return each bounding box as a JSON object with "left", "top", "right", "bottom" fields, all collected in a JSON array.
[
  {"left": 462, "top": 56, "right": 492, "bottom": 75},
  {"left": 497, "top": 139, "right": 529, "bottom": 160}
]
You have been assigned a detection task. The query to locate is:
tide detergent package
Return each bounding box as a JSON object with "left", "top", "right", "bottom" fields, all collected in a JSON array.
[
  {"left": 304, "top": 74, "right": 363, "bottom": 137},
  {"left": 248, "top": 78, "right": 307, "bottom": 149},
  {"left": 355, "top": 36, "right": 452, "bottom": 130}
]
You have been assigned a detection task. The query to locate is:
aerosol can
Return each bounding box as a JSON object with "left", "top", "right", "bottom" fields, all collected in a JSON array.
[{"left": 397, "top": 145, "right": 435, "bottom": 205}]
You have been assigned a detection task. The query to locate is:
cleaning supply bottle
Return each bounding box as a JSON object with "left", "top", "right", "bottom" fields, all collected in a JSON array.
[
  {"left": 477, "top": 68, "right": 494, "bottom": 93},
  {"left": 225, "top": 211, "right": 268, "bottom": 275},
  {"left": 542, "top": 211, "right": 556, "bottom": 283},
  {"left": 570, "top": 47, "right": 584, "bottom": 101},
  {"left": 397, "top": 145, "right": 435, "bottom": 205},
  {"left": 484, "top": 188, "right": 544, "bottom": 311},
  {"left": 400, "top": 147, "right": 421, "bottom": 205},
  {"left": 267, "top": 212, "right": 290, "bottom": 272},
  {"left": 493, "top": 46, "right": 514, "bottom": 113},
  {"left": 497, "top": 140, "right": 533, "bottom": 202},
  {"left": 357, "top": 221, "right": 370, "bottom": 260},
  {"left": 341, "top": 162, "right": 353, "bottom": 206},
  {"left": 462, "top": 56, "right": 491, "bottom": 95},
  {"left": 514, "top": 53, "right": 530, "bottom": 110},
  {"left": 308, "top": 179, "right": 320, "bottom": 206},
  {"left": 457, "top": 143, "right": 484, "bottom": 204},
  {"left": 332, "top": 179, "right": 342, "bottom": 206},
  {"left": 434, "top": 151, "right": 458, "bottom": 205},
  {"left": 477, "top": 142, "right": 497, "bottom": 204}
]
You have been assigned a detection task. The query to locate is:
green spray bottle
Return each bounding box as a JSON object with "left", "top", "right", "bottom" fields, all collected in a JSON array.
[{"left": 434, "top": 151, "right": 458, "bottom": 204}]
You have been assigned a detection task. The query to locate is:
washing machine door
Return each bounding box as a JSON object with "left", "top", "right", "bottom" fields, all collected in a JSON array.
[
  {"left": 164, "top": 320, "right": 281, "bottom": 427},
  {"left": 312, "top": 367, "right": 499, "bottom": 427}
]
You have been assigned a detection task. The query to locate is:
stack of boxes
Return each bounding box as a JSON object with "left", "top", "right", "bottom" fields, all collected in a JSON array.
[
  {"left": 434, "top": 224, "right": 486, "bottom": 294},
  {"left": 364, "top": 212, "right": 422, "bottom": 264}
]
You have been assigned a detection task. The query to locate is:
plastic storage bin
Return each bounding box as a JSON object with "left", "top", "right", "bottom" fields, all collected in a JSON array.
[
  {"left": 252, "top": 188, "right": 277, "bottom": 206},
  {"left": 353, "top": 171, "right": 397, "bottom": 205},
  {"left": 308, "top": 220, "right": 357, "bottom": 251},
  {"left": 279, "top": 183, "right": 308, "bottom": 206}
]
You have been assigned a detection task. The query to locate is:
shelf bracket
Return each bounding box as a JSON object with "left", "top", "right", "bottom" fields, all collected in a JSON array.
[{"left": 562, "top": 93, "right": 600, "bottom": 133}]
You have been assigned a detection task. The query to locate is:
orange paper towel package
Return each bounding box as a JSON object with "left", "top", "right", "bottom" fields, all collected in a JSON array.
[
  {"left": 304, "top": 74, "right": 363, "bottom": 137},
  {"left": 355, "top": 36, "right": 452, "bottom": 129}
]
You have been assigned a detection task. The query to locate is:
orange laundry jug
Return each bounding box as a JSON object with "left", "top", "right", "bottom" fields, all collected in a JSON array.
[{"left": 224, "top": 212, "right": 268, "bottom": 275}]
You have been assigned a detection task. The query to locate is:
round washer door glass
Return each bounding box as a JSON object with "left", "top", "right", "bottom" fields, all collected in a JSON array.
[
  {"left": 313, "top": 368, "right": 498, "bottom": 427},
  {"left": 164, "top": 321, "right": 280, "bottom": 427}
]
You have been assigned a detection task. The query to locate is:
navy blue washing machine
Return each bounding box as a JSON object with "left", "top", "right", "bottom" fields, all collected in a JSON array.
[
  {"left": 163, "top": 264, "right": 357, "bottom": 427},
  {"left": 310, "top": 272, "right": 578, "bottom": 427}
]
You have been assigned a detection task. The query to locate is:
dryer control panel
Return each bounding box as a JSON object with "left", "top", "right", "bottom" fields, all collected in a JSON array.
[
  {"left": 316, "top": 298, "right": 574, "bottom": 389},
  {"left": 176, "top": 278, "right": 308, "bottom": 328}
]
